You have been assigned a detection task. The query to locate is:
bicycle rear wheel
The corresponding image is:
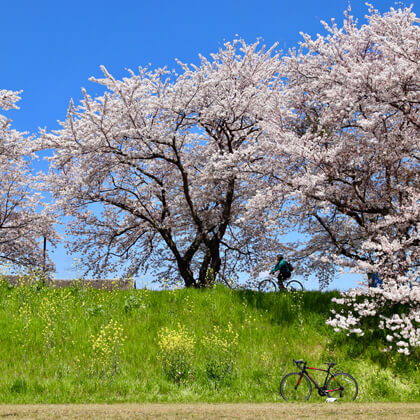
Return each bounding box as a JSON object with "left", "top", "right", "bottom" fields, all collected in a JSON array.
[
  {"left": 258, "top": 279, "right": 277, "bottom": 292},
  {"left": 280, "top": 372, "right": 312, "bottom": 401},
  {"left": 326, "top": 372, "right": 358, "bottom": 401},
  {"left": 286, "top": 280, "right": 304, "bottom": 292}
]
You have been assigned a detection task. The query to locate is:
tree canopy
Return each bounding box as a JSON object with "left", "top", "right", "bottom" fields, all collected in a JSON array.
[
  {"left": 41, "top": 40, "right": 286, "bottom": 287},
  {"left": 251, "top": 5, "right": 419, "bottom": 286}
]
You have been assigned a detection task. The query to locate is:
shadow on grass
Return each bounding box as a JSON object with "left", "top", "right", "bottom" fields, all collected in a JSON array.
[{"left": 232, "top": 288, "right": 340, "bottom": 324}]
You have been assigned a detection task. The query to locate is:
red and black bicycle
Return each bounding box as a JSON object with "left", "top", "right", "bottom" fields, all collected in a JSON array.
[{"left": 280, "top": 359, "right": 358, "bottom": 402}]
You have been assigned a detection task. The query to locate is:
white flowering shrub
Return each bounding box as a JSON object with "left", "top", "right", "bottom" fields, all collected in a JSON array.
[{"left": 327, "top": 281, "right": 419, "bottom": 357}]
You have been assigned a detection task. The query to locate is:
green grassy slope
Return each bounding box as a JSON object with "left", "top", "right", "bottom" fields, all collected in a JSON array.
[{"left": 0, "top": 279, "right": 418, "bottom": 403}]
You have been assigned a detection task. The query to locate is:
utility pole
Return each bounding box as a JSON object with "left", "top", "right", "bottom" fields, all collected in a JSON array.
[{"left": 42, "top": 236, "right": 47, "bottom": 284}]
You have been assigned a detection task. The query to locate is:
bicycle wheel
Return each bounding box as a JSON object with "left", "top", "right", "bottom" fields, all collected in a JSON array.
[
  {"left": 326, "top": 372, "right": 358, "bottom": 401},
  {"left": 280, "top": 372, "right": 312, "bottom": 401},
  {"left": 258, "top": 279, "right": 277, "bottom": 293},
  {"left": 285, "top": 280, "right": 304, "bottom": 292}
]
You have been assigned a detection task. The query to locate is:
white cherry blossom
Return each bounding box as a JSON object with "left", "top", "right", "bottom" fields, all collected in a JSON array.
[{"left": 0, "top": 90, "right": 56, "bottom": 271}]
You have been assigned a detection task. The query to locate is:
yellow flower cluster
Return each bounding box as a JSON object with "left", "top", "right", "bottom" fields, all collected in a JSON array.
[
  {"left": 89, "top": 319, "right": 127, "bottom": 377},
  {"left": 18, "top": 301, "right": 31, "bottom": 320},
  {"left": 157, "top": 324, "right": 196, "bottom": 383},
  {"left": 260, "top": 351, "right": 272, "bottom": 371},
  {"left": 157, "top": 324, "right": 195, "bottom": 355},
  {"left": 90, "top": 319, "right": 126, "bottom": 362},
  {"left": 39, "top": 295, "right": 60, "bottom": 350},
  {"left": 202, "top": 322, "right": 239, "bottom": 385},
  {"left": 202, "top": 322, "right": 239, "bottom": 354},
  {"left": 15, "top": 301, "right": 32, "bottom": 352}
]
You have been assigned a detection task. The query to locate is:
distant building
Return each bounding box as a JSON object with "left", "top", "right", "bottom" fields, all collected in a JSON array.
[{"left": 1, "top": 275, "right": 134, "bottom": 290}]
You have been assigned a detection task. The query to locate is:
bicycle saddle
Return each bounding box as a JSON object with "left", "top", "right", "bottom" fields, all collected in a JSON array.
[{"left": 325, "top": 362, "right": 336, "bottom": 367}]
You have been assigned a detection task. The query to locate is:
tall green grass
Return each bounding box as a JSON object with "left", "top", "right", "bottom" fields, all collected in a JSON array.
[{"left": 0, "top": 277, "right": 418, "bottom": 403}]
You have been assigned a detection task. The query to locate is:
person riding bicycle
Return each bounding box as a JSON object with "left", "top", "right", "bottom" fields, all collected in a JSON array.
[{"left": 270, "top": 254, "right": 293, "bottom": 290}]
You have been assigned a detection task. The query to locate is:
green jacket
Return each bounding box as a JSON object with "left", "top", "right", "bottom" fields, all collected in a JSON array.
[{"left": 270, "top": 259, "right": 288, "bottom": 274}]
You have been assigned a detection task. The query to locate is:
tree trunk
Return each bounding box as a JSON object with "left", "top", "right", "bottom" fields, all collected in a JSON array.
[
  {"left": 198, "top": 251, "right": 212, "bottom": 288},
  {"left": 177, "top": 259, "right": 197, "bottom": 288}
]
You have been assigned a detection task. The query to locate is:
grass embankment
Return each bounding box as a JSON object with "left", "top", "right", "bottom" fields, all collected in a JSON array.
[{"left": 0, "top": 279, "right": 418, "bottom": 403}]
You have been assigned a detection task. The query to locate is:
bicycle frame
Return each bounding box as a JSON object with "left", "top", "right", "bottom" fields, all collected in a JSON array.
[{"left": 294, "top": 360, "right": 342, "bottom": 395}]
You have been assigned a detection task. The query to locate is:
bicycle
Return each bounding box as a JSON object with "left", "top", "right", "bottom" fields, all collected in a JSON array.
[
  {"left": 280, "top": 359, "right": 358, "bottom": 402},
  {"left": 258, "top": 277, "right": 304, "bottom": 292}
]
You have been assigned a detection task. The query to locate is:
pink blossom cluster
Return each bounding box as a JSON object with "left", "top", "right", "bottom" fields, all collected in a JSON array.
[{"left": 0, "top": 90, "right": 56, "bottom": 270}]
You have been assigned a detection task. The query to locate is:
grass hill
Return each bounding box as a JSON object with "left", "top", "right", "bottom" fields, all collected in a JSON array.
[{"left": 0, "top": 277, "right": 418, "bottom": 403}]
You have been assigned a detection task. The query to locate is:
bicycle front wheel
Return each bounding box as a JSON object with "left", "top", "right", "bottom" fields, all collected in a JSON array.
[
  {"left": 280, "top": 372, "right": 312, "bottom": 401},
  {"left": 286, "top": 280, "right": 304, "bottom": 292},
  {"left": 326, "top": 372, "right": 358, "bottom": 401},
  {"left": 258, "top": 279, "right": 277, "bottom": 293}
]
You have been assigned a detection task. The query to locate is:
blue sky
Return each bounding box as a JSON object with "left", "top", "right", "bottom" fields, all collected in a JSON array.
[{"left": 2, "top": 0, "right": 416, "bottom": 288}]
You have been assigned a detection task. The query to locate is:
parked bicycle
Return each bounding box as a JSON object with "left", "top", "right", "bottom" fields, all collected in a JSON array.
[
  {"left": 280, "top": 359, "right": 358, "bottom": 402},
  {"left": 258, "top": 277, "right": 304, "bottom": 292}
]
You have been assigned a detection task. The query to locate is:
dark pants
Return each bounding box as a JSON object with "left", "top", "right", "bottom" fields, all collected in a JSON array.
[{"left": 277, "top": 272, "right": 290, "bottom": 289}]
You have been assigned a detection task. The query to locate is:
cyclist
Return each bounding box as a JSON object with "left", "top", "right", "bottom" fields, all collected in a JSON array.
[{"left": 270, "top": 254, "right": 293, "bottom": 289}]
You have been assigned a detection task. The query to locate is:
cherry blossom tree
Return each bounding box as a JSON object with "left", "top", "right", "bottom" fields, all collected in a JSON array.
[
  {"left": 0, "top": 89, "right": 55, "bottom": 272},
  {"left": 41, "top": 40, "right": 285, "bottom": 287},
  {"left": 243, "top": 5, "right": 419, "bottom": 356},
  {"left": 255, "top": 5, "right": 419, "bottom": 286}
]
